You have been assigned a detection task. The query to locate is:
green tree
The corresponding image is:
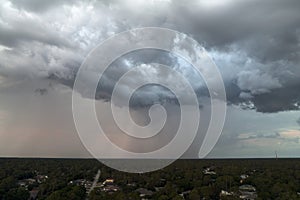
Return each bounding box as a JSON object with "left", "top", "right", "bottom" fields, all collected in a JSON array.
[
  {"left": 189, "top": 189, "right": 200, "bottom": 200},
  {"left": 4, "top": 188, "right": 29, "bottom": 200}
]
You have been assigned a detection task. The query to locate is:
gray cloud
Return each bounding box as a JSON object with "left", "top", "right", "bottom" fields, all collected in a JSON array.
[
  {"left": 0, "top": 0, "right": 300, "bottom": 112},
  {"left": 9, "top": 0, "right": 80, "bottom": 12},
  {"left": 0, "top": 3, "right": 74, "bottom": 48}
]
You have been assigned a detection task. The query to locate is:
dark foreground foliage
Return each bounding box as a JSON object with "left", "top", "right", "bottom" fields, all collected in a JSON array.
[{"left": 0, "top": 158, "right": 299, "bottom": 199}]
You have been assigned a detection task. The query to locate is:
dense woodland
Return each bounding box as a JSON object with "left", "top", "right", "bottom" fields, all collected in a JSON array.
[{"left": 0, "top": 158, "right": 300, "bottom": 200}]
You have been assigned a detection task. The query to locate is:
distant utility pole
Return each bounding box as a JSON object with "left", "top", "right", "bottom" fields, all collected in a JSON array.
[{"left": 275, "top": 151, "right": 278, "bottom": 160}]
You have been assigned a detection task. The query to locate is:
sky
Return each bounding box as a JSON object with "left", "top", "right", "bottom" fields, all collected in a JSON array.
[{"left": 0, "top": 0, "right": 300, "bottom": 158}]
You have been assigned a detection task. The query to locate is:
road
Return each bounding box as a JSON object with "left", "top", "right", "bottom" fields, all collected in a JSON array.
[{"left": 86, "top": 169, "right": 101, "bottom": 199}]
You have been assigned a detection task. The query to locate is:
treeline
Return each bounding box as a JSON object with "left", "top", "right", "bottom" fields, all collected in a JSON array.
[
  {"left": 90, "top": 159, "right": 300, "bottom": 199},
  {"left": 0, "top": 158, "right": 100, "bottom": 200},
  {"left": 0, "top": 158, "right": 300, "bottom": 199}
]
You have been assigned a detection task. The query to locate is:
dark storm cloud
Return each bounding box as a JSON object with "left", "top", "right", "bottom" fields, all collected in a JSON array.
[
  {"left": 250, "top": 86, "right": 300, "bottom": 113},
  {"left": 180, "top": 0, "right": 300, "bottom": 113},
  {"left": 165, "top": 0, "right": 300, "bottom": 113},
  {"left": 169, "top": 0, "right": 300, "bottom": 61},
  {"left": 49, "top": 49, "right": 207, "bottom": 107},
  {"left": 1, "top": 0, "right": 300, "bottom": 112}
]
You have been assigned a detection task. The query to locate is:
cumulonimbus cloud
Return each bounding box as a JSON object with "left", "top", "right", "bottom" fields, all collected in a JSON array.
[{"left": 0, "top": 0, "right": 300, "bottom": 113}]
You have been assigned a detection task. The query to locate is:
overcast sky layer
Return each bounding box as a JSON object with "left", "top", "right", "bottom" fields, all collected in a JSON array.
[{"left": 0, "top": 0, "right": 300, "bottom": 158}]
